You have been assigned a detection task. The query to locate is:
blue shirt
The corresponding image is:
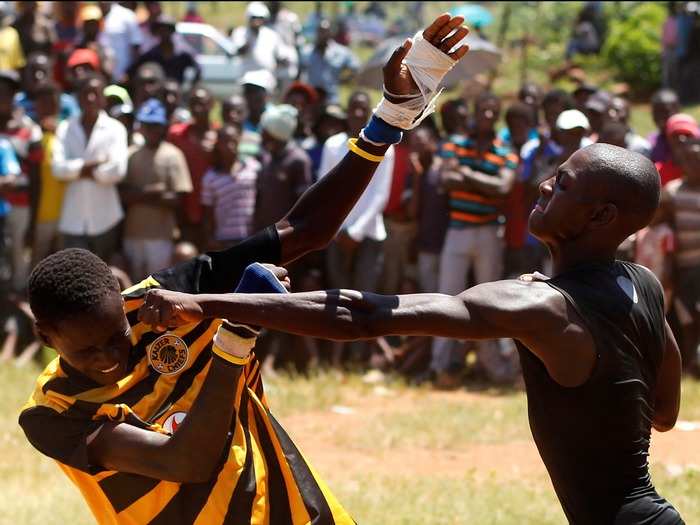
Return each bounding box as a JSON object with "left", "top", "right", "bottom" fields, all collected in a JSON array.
[
  {"left": 301, "top": 41, "right": 359, "bottom": 103},
  {"left": 497, "top": 126, "right": 539, "bottom": 153},
  {"left": 14, "top": 92, "right": 80, "bottom": 123},
  {"left": 0, "top": 138, "right": 21, "bottom": 216}
]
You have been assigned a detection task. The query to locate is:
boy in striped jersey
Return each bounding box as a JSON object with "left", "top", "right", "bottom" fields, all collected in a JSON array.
[
  {"left": 434, "top": 91, "right": 519, "bottom": 385},
  {"left": 18, "top": 15, "right": 470, "bottom": 524},
  {"left": 663, "top": 137, "right": 700, "bottom": 374}
]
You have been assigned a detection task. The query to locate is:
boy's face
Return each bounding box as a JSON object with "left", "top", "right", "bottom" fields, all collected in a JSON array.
[
  {"left": 506, "top": 115, "right": 530, "bottom": 147},
  {"left": 189, "top": 89, "right": 213, "bottom": 122},
  {"left": 78, "top": 78, "right": 105, "bottom": 118},
  {"left": 222, "top": 96, "right": 247, "bottom": 126},
  {"left": 141, "top": 122, "right": 166, "bottom": 148},
  {"left": 474, "top": 99, "right": 500, "bottom": 134},
  {"left": 35, "top": 92, "right": 59, "bottom": 120},
  {"left": 215, "top": 127, "right": 241, "bottom": 159},
  {"left": 529, "top": 148, "right": 603, "bottom": 244},
  {"left": 38, "top": 292, "right": 133, "bottom": 386},
  {"left": 653, "top": 101, "right": 679, "bottom": 131}
]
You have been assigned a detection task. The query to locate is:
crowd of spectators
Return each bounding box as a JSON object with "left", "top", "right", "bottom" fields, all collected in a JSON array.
[{"left": 0, "top": 2, "right": 698, "bottom": 391}]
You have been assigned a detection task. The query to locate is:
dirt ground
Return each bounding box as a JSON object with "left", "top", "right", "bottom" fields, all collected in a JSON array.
[{"left": 281, "top": 389, "right": 700, "bottom": 481}]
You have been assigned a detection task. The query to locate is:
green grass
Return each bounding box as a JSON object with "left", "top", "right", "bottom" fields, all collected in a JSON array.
[
  {"left": 328, "top": 472, "right": 565, "bottom": 525},
  {"left": 0, "top": 365, "right": 92, "bottom": 525},
  {"left": 335, "top": 392, "right": 530, "bottom": 450},
  {"left": 3, "top": 362, "right": 700, "bottom": 524}
]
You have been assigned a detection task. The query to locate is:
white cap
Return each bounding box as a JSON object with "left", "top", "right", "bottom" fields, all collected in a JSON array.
[
  {"left": 240, "top": 69, "right": 277, "bottom": 92},
  {"left": 246, "top": 1, "right": 270, "bottom": 19},
  {"left": 261, "top": 104, "right": 298, "bottom": 141},
  {"left": 556, "top": 109, "right": 590, "bottom": 131}
]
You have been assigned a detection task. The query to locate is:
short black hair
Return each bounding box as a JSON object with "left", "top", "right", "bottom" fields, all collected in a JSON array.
[
  {"left": 543, "top": 89, "right": 574, "bottom": 109},
  {"left": 28, "top": 249, "right": 120, "bottom": 324},
  {"left": 474, "top": 91, "right": 500, "bottom": 110},
  {"left": 505, "top": 101, "right": 535, "bottom": 124},
  {"left": 651, "top": 88, "right": 679, "bottom": 106}
]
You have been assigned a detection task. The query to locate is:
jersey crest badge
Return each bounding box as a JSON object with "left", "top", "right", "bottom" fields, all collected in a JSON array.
[
  {"left": 148, "top": 334, "right": 189, "bottom": 375},
  {"left": 163, "top": 411, "right": 187, "bottom": 434}
]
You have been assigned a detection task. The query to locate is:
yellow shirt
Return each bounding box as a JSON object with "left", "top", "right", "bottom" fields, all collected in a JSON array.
[
  {"left": 0, "top": 26, "right": 25, "bottom": 70},
  {"left": 19, "top": 228, "right": 354, "bottom": 525},
  {"left": 37, "top": 132, "right": 66, "bottom": 224}
]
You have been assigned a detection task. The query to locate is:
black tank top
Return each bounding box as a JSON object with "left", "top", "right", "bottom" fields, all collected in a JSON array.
[{"left": 516, "top": 261, "right": 675, "bottom": 524}]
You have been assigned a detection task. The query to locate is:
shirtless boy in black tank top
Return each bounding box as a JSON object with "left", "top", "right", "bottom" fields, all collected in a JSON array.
[{"left": 141, "top": 144, "right": 684, "bottom": 522}]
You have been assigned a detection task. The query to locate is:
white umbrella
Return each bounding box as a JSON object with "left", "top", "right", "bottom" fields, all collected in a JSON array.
[{"left": 354, "top": 33, "right": 501, "bottom": 91}]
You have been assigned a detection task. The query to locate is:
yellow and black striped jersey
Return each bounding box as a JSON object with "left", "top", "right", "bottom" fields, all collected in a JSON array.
[{"left": 19, "top": 228, "right": 355, "bottom": 525}]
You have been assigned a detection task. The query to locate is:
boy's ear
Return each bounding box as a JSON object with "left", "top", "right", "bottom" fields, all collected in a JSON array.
[{"left": 35, "top": 321, "right": 52, "bottom": 348}]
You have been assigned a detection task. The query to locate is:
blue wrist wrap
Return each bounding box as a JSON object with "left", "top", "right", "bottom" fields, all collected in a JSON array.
[
  {"left": 235, "top": 263, "right": 288, "bottom": 294},
  {"left": 362, "top": 115, "right": 403, "bottom": 145}
]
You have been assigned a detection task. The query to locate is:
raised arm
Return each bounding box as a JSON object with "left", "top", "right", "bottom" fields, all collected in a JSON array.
[{"left": 275, "top": 14, "right": 469, "bottom": 264}]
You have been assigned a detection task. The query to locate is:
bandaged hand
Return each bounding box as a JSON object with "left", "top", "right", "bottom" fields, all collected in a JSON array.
[
  {"left": 375, "top": 14, "right": 470, "bottom": 131},
  {"left": 214, "top": 263, "right": 291, "bottom": 364}
]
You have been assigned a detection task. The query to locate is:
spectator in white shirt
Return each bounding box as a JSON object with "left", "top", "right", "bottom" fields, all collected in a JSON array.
[
  {"left": 230, "top": 2, "right": 298, "bottom": 88},
  {"left": 52, "top": 74, "right": 128, "bottom": 261},
  {"left": 98, "top": 2, "right": 143, "bottom": 82},
  {"left": 317, "top": 91, "right": 394, "bottom": 365}
]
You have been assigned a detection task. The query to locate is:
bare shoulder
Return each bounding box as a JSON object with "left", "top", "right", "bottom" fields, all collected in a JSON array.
[
  {"left": 490, "top": 278, "right": 596, "bottom": 386},
  {"left": 457, "top": 278, "right": 571, "bottom": 340},
  {"left": 461, "top": 278, "right": 568, "bottom": 319}
]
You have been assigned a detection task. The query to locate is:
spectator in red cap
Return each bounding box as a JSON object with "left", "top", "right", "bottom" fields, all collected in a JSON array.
[
  {"left": 284, "top": 81, "right": 319, "bottom": 145},
  {"left": 66, "top": 48, "right": 101, "bottom": 89},
  {"left": 655, "top": 113, "right": 700, "bottom": 187}
]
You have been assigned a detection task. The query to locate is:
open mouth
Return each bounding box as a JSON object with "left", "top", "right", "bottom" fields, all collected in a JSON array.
[{"left": 99, "top": 362, "right": 120, "bottom": 374}]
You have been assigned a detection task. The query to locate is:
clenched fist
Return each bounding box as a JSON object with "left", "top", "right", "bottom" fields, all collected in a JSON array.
[
  {"left": 137, "top": 264, "right": 292, "bottom": 332},
  {"left": 138, "top": 288, "right": 204, "bottom": 332}
]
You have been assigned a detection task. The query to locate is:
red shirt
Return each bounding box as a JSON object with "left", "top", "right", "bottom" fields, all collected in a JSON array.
[
  {"left": 384, "top": 143, "right": 410, "bottom": 217},
  {"left": 655, "top": 160, "right": 683, "bottom": 187},
  {"left": 168, "top": 122, "right": 215, "bottom": 224},
  {"left": 0, "top": 115, "right": 43, "bottom": 207}
]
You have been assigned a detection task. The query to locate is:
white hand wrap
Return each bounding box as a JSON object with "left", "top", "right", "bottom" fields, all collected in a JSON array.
[
  {"left": 374, "top": 30, "right": 459, "bottom": 130},
  {"left": 213, "top": 322, "right": 258, "bottom": 359}
]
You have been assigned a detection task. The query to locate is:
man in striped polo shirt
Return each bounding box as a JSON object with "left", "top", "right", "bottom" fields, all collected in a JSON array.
[
  {"left": 664, "top": 136, "right": 700, "bottom": 374},
  {"left": 433, "top": 92, "right": 518, "bottom": 387}
]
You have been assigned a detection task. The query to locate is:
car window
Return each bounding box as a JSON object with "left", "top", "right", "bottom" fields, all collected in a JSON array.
[{"left": 180, "top": 32, "right": 226, "bottom": 57}]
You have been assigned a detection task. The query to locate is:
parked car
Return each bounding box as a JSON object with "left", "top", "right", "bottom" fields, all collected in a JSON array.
[{"left": 176, "top": 22, "right": 243, "bottom": 99}]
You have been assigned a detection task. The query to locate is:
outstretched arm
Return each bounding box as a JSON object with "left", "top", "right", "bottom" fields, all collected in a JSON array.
[
  {"left": 197, "top": 280, "right": 556, "bottom": 342},
  {"left": 275, "top": 14, "right": 469, "bottom": 264},
  {"left": 141, "top": 275, "right": 594, "bottom": 387}
]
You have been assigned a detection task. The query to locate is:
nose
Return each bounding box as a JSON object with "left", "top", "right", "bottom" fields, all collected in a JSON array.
[{"left": 539, "top": 175, "right": 554, "bottom": 198}]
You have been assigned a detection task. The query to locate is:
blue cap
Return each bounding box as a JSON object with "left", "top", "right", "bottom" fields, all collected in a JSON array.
[{"left": 136, "top": 98, "right": 168, "bottom": 125}]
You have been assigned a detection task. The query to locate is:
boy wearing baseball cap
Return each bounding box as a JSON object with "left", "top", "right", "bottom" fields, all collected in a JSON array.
[{"left": 121, "top": 99, "right": 192, "bottom": 278}]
